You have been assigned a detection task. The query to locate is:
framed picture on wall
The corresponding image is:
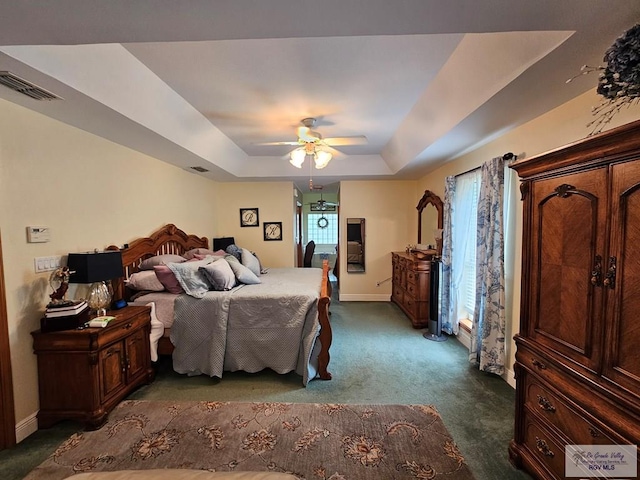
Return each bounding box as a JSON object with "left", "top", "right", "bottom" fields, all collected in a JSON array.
[
  {"left": 263, "top": 222, "right": 282, "bottom": 241},
  {"left": 240, "top": 208, "right": 259, "bottom": 227}
]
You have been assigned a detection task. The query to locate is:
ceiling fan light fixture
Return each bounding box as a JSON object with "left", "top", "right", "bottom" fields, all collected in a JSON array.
[
  {"left": 314, "top": 150, "right": 332, "bottom": 169},
  {"left": 289, "top": 148, "right": 306, "bottom": 168}
]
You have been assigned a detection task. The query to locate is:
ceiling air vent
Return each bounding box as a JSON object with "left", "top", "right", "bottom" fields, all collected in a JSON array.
[
  {"left": 0, "top": 71, "right": 62, "bottom": 100},
  {"left": 190, "top": 166, "right": 209, "bottom": 173}
]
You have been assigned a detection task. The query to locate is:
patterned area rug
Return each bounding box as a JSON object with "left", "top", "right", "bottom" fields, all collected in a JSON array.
[{"left": 25, "top": 401, "right": 476, "bottom": 480}]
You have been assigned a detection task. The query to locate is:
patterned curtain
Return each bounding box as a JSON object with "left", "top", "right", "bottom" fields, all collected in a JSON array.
[
  {"left": 440, "top": 176, "right": 456, "bottom": 335},
  {"left": 470, "top": 156, "right": 506, "bottom": 374}
]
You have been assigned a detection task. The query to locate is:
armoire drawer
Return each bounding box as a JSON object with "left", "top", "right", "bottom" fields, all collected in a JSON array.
[
  {"left": 524, "top": 375, "right": 617, "bottom": 446},
  {"left": 522, "top": 413, "right": 565, "bottom": 480}
]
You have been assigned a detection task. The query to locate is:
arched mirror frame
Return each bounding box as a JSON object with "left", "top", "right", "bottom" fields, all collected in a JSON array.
[{"left": 417, "top": 190, "right": 444, "bottom": 246}]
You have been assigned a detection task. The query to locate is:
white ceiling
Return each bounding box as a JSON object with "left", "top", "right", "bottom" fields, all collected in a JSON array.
[{"left": 0, "top": 1, "right": 638, "bottom": 192}]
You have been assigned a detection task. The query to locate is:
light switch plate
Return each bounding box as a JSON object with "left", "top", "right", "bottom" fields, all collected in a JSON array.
[{"left": 27, "top": 226, "right": 50, "bottom": 243}]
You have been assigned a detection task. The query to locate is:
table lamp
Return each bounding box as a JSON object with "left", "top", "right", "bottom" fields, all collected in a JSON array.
[{"left": 67, "top": 250, "right": 123, "bottom": 319}]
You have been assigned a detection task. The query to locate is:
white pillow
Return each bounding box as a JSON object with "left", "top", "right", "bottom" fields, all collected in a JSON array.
[
  {"left": 226, "top": 255, "right": 261, "bottom": 285},
  {"left": 199, "top": 259, "right": 236, "bottom": 291},
  {"left": 241, "top": 248, "right": 261, "bottom": 276}
]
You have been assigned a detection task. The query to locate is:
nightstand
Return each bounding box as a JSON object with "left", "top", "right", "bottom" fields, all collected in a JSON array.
[{"left": 31, "top": 305, "right": 154, "bottom": 430}]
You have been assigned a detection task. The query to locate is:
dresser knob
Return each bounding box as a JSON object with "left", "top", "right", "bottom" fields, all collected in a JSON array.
[
  {"left": 537, "top": 395, "right": 556, "bottom": 413},
  {"left": 589, "top": 427, "right": 600, "bottom": 437},
  {"left": 535, "top": 437, "right": 555, "bottom": 457},
  {"left": 531, "top": 358, "right": 547, "bottom": 370}
]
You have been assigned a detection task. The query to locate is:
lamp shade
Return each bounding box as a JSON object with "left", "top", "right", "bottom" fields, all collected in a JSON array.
[
  {"left": 314, "top": 150, "right": 332, "bottom": 169},
  {"left": 289, "top": 148, "right": 306, "bottom": 168},
  {"left": 67, "top": 251, "right": 123, "bottom": 283}
]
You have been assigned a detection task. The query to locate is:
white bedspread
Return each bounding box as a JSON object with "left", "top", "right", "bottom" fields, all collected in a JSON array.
[{"left": 170, "top": 268, "right": 323, "bottom": 386}]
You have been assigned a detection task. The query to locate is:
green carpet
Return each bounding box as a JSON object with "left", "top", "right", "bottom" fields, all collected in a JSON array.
[{"left": 1, "top": 286, "right": 531, "bottom": 480}]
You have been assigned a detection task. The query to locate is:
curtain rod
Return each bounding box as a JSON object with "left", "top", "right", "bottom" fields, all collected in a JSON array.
[{"left": 454, "top": 152, "right": 517, "bottom": 177}]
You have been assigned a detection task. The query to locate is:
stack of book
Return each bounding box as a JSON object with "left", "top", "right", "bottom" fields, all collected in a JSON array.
[{"left": 41, "top": 300, "right": 90, "bottom": 332}]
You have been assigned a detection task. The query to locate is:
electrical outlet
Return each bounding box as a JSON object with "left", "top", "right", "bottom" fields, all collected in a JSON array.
[{"left": 34, "top": 256, "right": 63, "bottom": 273}]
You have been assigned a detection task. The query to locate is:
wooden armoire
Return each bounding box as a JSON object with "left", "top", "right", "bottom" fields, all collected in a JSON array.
[{"left": 509, "top": 119, "right": 640, "bottom": 479}]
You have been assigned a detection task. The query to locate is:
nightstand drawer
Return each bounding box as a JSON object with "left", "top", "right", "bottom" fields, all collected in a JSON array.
[{"left": 97, "top": 310, "right": 148, "bottom": 348}]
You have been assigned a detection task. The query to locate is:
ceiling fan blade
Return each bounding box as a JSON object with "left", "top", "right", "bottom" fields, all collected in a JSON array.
[
  {"left": 323, "top": 135, "right": 368, "bottom": 146},
  {"left": 321, "top": 145, "right": 345, "bottom": 160},
  {"left": 255, "top": 141, "right": 300, "bottom": 146}
]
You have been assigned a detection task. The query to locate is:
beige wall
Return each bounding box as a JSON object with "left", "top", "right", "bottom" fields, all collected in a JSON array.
[
  {"left": 214, "top": 182, "right": 297, "bottom": 268},
  {"left": 0, "top": 99, "right": 219, "bottom": 440},
  {"left": 417, "top": 89, "right": 640, "bottom": 385},
  {"left": 338, "top": 180, "right": 417, "bottom": 300}
]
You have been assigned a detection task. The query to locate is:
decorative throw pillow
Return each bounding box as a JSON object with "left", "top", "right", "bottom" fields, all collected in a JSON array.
[
  {"left": 225, "top": 244, "right": 242, "bottom": 261},
  {"left": 225, "top": 254, "right": 261, "bottom": 285},
  {"left": 199, "top": 259, "right": 236, "bottom": 291},
  {"left": 125, "top": 271, "right": 165, "bottom": 291},
  {"left": 139, "top": 254, "right": 186, "bottom": 271},
  {"left": 240, "top": 248, "right": 261, "bottom": 276},
  {"left": 166, "top": 257, "right": 216, "bottom": 298},
  {"left": 153, "top": 265, "right": 184, "bottom": 294}
]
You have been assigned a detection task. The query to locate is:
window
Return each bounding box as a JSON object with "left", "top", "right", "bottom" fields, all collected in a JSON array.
[
  {"left": 307, "top": 213, "right": 338, "bottom": 244},
  {"left": 451, "top": 170, "right": 480, "bottom": 321},
  {"left": 450, "top": 163, "right": 516, "bottom": 325}
]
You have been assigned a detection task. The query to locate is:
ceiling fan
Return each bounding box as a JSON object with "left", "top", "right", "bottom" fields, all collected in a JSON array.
[
  {"left": 309, "top": 186, "right": 338, "bottom": 211},
  {"left": 260, "top": 117, "right": 367, "bottom": 169}
]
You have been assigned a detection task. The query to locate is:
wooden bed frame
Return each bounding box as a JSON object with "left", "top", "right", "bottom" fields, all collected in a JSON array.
[{"left": 107, "top": 224, "right": 333, "bottom": 380}]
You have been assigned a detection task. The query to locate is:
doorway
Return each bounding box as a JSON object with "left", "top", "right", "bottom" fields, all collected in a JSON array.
[{"left": 0, "top": 231, "right": 16, "bottom": 449}]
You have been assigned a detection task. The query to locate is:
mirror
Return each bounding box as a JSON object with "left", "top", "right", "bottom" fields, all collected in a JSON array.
[
  {"left": 346, "top": 218, "right": 365, "bottom": 273},
  {"left": 417, "top": 190, "right": 444, "bottom": 254}
]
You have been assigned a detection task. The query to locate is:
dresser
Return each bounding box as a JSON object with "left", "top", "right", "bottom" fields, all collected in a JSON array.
[
  {"left": 32, "top": 305, "right": 153, "bottom": 430},
  {"left": 391, "top": 251, "right": 434, "bottom": 328},
  {"left": 509, "top": 119, "right": 640, "bottom": 479}
]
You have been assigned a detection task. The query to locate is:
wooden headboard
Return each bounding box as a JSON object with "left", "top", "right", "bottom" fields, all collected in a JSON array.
[{"left": 107, "top": 224, "right": 208, "bottom": 301}]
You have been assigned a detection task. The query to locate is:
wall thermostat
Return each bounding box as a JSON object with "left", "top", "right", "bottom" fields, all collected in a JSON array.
[{"left": 26, "top": 226, "right": 50, "bottom": 243}]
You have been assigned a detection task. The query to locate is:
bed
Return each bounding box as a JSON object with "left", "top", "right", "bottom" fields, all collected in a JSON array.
[
  {"left": 346, "top": 240, "right": 363, "bottom": 264},
  {"left": 107, "top": 224, "right": 332, "bottom": 385}
]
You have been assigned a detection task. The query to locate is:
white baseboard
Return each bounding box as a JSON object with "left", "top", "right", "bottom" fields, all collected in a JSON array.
[
  {"left": 503, "top": 366, "right": 516, "bottom": 389},
  {"left": 15, "top": 411, "right": 38, "bottom": 443},
  {"left": 338, "top": 294, "right": 391, "bottom": 301}
]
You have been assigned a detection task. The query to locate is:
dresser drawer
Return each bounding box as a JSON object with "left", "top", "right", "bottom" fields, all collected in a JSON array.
[
  {"left": 524, "top": 375, "right": 616, "bottom": 446},
  {"left": 392, "top": 284, "right": 404, "bottom": 304},
  {"left": 403, "top": 293, "right": 417, "bottom": 318},
  {"left": 523, "top": 413, "right": 565, "bottom": 480},
  {"left": 406, "top": 280, "right": 419, "bottom": 297}
]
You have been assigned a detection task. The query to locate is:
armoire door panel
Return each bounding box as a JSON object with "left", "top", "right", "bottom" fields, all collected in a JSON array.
[
  {"left": 604, "top": 160, "right": 640, "bottom": 391},
  {"left": 529, "top": 169, "right": 607, "bottom": 370}
]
